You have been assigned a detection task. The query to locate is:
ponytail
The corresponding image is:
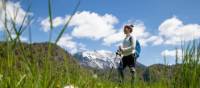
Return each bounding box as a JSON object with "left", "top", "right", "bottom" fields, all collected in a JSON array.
[{"left": 124, "top": 24, "right": 134, "bottom": 33}]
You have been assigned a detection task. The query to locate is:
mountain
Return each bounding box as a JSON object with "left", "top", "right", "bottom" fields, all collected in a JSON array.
[
  {"left": 0, "top": 42, "right": 183, "bottom": 82},
  {"left": 74, "top": 50, "right": 146, "bottom": 69},
  {"left": 0, "top": 42, "right": 79, "bottom": 67},
  {"left": 74, "top": 50, "right": 119, "bottom": 69},
  {"left": 73, "top": 50, "right": 190, "bottom": 82},
  {"left": 143, "top": 64, "right": 183, "bottom": 82},
  {"left": 73, "top": 50, "right": 147, "bottom": 81},
  {"left": 0, "top": 41, "right": 100, "bottom": 87}
]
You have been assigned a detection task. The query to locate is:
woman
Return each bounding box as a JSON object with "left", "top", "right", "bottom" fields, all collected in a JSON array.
[{"left": 118, "top": 24, "right": 137, "bottom": 83}]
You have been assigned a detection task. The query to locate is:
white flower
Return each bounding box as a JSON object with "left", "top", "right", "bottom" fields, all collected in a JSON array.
[
  {"left": 64, "top": 85, "right": 78, "bottom": 88},
  {"left": 93, "top": 74, "right": 98, "bottom": 79}
]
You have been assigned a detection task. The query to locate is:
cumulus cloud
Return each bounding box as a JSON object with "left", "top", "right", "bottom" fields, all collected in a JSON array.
[
  {"left": 40, "top": 16, "right": 65, "bottom": 32},
  {"left": 40, "top": 11, "right": 118, "bottom": 40},
  {"left": 40, "top": 11, "right": 155, "bottom": 47},
  {"left": 145, "top": 36, "right": 164, "bottom": 45},
  {"left": 42, "top": 11, "right": 200, "bottom": 48},
  {"left": 103, "top": 21, "right": 152, "bottom": 46},
  {"left": 102, "top": 28, "right": 124, "bottom": 46},
  {"left": 161, "top": 49, "right": 183, "bottom": 59},
  {"left": 57, "top": 34, "right": 86, "bottom": 54},
  {"left": 104, "top": 16, "right": 200, "bottom": 47},
  {"left": 158, "top": 16, "right": 200, "bottom": 45},
  {"left": 70, "top": 11, "right": 118, "bottom": 40},
  {"left": 10, "top": 34, "right": 28, "bottom": 42},
  {"left": 0, "top": 1, "right": 31, "bottom": 31}
]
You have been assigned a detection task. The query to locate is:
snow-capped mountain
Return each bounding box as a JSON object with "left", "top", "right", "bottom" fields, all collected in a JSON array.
[{"left": 74, "top": 50, "right": 121, "bottom": 69}]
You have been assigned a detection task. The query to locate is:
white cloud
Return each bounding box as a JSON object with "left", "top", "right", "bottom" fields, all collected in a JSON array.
[
  {"left": 40, "top": 11, "right": 118, "bottom": 40},
  {"left": 102, "top": 29, "right": 124, "bottom": 46},
  {"left": 41, "top": 12, "right": 200, "bottom": 48},
  {"left": 70, "top": 11, "right": 118, "bottom": 40},
  {"left": 40, "top": 17, "right": 65, "bottom": 32},
  {"left": 10, "top": 34, "right": 28, "bottom": 42},
  {"left": 145, "top": 36, "right": 164, "bottom": 45},
  {"left": 0, "top": 1, "right": 31, "bottom": 31},
  {"left": 40, "top": 11, "right": 155, "bottom": 47},
  {"left": 96, "top": 49, "right": 112, "bottom": 56},
  {"left": 158, "top": 16, "right": 200, "bottom": 45},
  {"left": 0, "top": 1, "right": 29, "bottom": 42},
  {"left": 103, "top": 21, "right": 152, "bottom": 46},
  {"left": 103, "top": 16, "right": 200, "bottom": 47},
  {"left": 161, "top": 49, "right": 183, "bottom": 59},
  {"left": 57, "top": 34, "right": 86, "bottom": 54}
]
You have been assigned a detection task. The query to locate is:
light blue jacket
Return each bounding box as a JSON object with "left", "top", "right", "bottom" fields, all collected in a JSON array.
[{"left": 121, "top": 35, "right": 136, "bottom": 56}]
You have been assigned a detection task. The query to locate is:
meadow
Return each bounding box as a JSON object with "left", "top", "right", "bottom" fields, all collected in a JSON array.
[{"left": 0, "top": 0, "right": 199, "bottom": 88}]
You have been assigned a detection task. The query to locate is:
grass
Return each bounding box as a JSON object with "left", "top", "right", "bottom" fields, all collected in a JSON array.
[{"left": 0, "top": 0, "right": 200, "bottom": 88}]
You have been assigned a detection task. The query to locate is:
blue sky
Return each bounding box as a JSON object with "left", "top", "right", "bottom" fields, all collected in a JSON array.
[{"left": 1, "top": 0, "right": 200, "bottom": 66}]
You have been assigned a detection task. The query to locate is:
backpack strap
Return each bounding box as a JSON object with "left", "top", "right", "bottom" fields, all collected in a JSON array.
[
  {"left": 129, "top": 36, "right": 133, "bottom": 45},
  {"left": 129, "top": 36, "right": 139, "bottom": 58}
]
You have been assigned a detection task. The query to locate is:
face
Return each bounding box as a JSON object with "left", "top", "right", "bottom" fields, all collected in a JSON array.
[{"left": 124, "top": 27, "right": 130, "bottom": 34}]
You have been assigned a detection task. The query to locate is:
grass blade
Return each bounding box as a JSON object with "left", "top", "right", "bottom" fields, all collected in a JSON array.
[{"left": 55, "top": 0, "right": 81, "bottom": 44}]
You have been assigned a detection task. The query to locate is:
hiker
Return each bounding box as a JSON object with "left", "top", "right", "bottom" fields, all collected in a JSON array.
[{"left": 117, "top": 24, "right": 141, "bottom": 84}]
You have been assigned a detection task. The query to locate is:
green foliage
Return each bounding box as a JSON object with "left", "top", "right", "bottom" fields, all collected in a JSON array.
[{"left": 0, "top": 0, "right": 199, "bottom": 87}]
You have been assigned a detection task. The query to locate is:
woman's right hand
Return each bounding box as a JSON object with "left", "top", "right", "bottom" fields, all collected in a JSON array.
[{"left": 119, "top": 46, "right": 123, "bottom": 52}]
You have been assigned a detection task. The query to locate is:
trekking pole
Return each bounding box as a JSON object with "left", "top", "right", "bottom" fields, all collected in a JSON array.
[{"left": 108, "top": 50, "right": 121, "bottom": 80}]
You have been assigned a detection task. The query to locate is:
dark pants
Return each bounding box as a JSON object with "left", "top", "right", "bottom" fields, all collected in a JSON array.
[{"left": 118, "top": 54, "right": 137, "bottom": 82}]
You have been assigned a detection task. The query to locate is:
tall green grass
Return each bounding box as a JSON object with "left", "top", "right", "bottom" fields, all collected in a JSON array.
[
  {"left": 172, "top": 41, "right": 200, "bottom": 88},
  {"left": 0, "top": 0, "right": 199, "bottom": 88}
]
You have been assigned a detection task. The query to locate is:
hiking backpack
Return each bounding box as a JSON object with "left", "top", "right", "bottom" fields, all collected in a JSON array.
[{"left": 129, "top": 36, "right": 141, "bottom": 58}]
